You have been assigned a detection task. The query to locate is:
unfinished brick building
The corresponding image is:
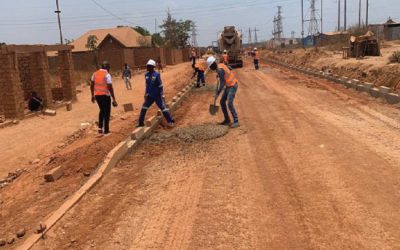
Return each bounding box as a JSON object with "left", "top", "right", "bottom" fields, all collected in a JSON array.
[{"left": 0, "top": 45, "right": 76, "bottom": 120}]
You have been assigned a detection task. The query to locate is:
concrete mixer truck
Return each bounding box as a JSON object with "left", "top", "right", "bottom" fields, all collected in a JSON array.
[{"left": 218, "top": 26, "right": 243, "bottom": 68}]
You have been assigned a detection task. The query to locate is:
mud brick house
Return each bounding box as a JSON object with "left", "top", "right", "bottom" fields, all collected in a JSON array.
[{"left": 71, "top": 26, "right": 152, "bottom": 71}]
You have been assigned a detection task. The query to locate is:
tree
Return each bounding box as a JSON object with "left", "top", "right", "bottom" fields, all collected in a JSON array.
[
  {"left": 160, "top": 12, "right": 193, "bottom": 48},
  {"left": 85, "top": 35, "right": 99, "bottom": 67},
  {"left": 152, "top": 33, "right": 165, "bottom": 47},
  {"left": 0, "top": 42, "right": 5, "bottom": 46},
  {"left": 133, "top": 26, "right": 151, "bottom": 36},
  {"left": 85, "top": 35, "right": 98, "bottom": 51}
]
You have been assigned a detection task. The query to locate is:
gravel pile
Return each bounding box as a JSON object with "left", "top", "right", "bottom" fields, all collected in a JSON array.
[{"left": 150, "top": 124, "right": 229, "bottom": 143}]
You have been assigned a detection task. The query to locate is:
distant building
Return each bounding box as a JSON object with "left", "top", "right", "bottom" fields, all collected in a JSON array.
[
  {"left": 266, "top": 38, "right": 299, "bottom": 49},
  {"left": 368, "top": 18, "right": 400, "bottom": 41},
  {"left": 71, "top": 26, "right": 152, "bottom": 53},
  {"left": 70, "top": 26, "right": 152, "bottom": 70}
]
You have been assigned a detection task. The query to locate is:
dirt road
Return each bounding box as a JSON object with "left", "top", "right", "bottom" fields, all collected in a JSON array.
[{"left": 33, "top": 60, "right": 400, "bottom": 249}]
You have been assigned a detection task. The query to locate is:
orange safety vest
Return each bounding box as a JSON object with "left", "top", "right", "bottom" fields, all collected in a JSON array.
[
  {"left": 223, "top": 54, "right": 229, "bottom": 63},
  {"left": 93, "top": 69, "right": 109, "bottom": 96},
  {"left": 218, "top": 63, "right": 238, "bottom": 87},
  {"left": 254, "top": 51, "right": 260, "bottom": 60},
  {"left": 195, "top": 62, "right": 206, "bottom": 72}
]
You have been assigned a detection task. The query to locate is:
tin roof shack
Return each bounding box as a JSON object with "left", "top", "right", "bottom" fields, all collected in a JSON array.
[
  {"left": 350, "top": 31, "right": 381, "bottom": 58},
  {"left": 384, "top": 21, "right": 400, "bottom": 41},
  {"left": 315, "top": 31, "right": 350, "bottom": 47}
]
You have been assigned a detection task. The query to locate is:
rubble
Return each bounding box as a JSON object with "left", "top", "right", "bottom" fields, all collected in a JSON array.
[{"left": 16, "top": 228, "right": 26, "bottom": 238}]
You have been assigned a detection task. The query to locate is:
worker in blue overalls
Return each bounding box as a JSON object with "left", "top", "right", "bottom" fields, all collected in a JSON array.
[{"left": 138, "top": 59, "right": 175, "bottom": 128}]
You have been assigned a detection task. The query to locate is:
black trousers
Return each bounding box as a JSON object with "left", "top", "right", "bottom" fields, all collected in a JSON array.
[{"left": 95, "top": 95, "right": 111, "bottom": 133}]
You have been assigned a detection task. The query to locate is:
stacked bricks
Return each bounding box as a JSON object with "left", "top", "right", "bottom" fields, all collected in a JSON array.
[
  {"left": 58, "top": 50, "right": 76, "bottom": 101},
  {"left": 17, "top": 54, "right": 33, "bottom": 99},
  {"left": 29, "top": 52, "right": 53, "bottom": 108},
  {"left": 0, "top": 52, "right": 25, "bottom": 119}
]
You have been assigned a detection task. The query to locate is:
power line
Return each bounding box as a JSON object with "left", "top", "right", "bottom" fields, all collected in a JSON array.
[{"left": 90, "top": 0, "right": 136, "bottom": 26}]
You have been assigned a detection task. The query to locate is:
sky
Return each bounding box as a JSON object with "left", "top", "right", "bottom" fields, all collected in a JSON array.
[{"left": 1, "top": 0, "right": 399, "bottom": 46}]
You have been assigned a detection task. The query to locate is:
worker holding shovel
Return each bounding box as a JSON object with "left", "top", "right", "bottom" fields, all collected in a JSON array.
[
  {"left": 207, "top": 56, "right": 239, "bottom": 128},
  {"left": 137, "top": 59, "right": 175, "bottom": 128}
]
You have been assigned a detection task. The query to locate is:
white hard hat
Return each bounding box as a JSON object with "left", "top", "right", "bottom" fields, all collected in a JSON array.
[
  {"left": 224, "top": 50, "right": 227, "bottom": 53},
  {"left": 206, "top": 56, "right": 216, "bottom": 67},
  {"left": 254, "top": 47, "right": 257, "bottom": 50},
  {"left": 146, "top": 59, "right": 156, "bottom": 66}
]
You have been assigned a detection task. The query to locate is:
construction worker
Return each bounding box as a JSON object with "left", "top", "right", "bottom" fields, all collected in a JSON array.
[
  {"left": 206, "top": 56, "right": 239, "bottom": 128},
  {"left": 223, "top": 50, "right": 229, "bottom": 65},
  {"left": 138, "top": 59, "right": 175, "bottom": 128},
  {"left": 28, "top": 91, "right": 43, "bottom": 112},
  {"left": 122, "top": 63, "right": 132, "bottom": 90},
  {"left": 191, "top": 60, "right": 206, "bottom": 88},
  {"left": 91, "top": 61, "right": 118, "bottom": 136},
  {"left": 191, "top": 48, "right": 197, "bottom": 67},
  {"left": 253, "top": 47, "right": 260, "bottom": 70}
]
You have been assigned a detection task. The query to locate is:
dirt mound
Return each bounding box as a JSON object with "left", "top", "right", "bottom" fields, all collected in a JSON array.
[{"left": 150, "top": 124, "right": 229, "bottom": 143}]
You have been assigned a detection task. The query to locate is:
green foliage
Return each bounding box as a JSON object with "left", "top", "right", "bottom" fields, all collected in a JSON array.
[
  {"left": 133, "top": 26, "right": 151, "bottom": 36},
  {"left": 152, "top": 33, "right": 165, "bottom": 47},
  {"left": 389, "top": 51, "right": 400, "bottom": 63},
  {"left": 85, "top": 35, "right": 98, "bottom": 51},
  {"left": 0, "top": 42, "right": 5, "bottom": 45},
  {"left": 160, "top": 12, "right": 193, "bottom": 48}
]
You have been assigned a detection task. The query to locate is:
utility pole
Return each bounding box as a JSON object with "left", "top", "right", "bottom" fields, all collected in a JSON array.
[
  {"left": 248, "top": 28, "right": 252, "bottom": 45},
  {"left": 55, "top": 0, "right": 63, "bottom": 44},
  {"left": 301, "top": 0, "right": 304, "bottom": 45},
  {"left": 291, "top": 31, "right": 295, "bottom": 39},
  {"left": 344, "top": 0, "right": 347, "bottom": 31},
  {"left": 191, "top": 22, "right": 198, "bottom": 47},
  {"left": 358, "top": 0, "right": 362, "bottom": 28},
  {"left": 321, "top": 0, "right": 323, "bottom": 34},
  {"left": 254, "top": 27, "right": 259, "bottom": 44},
  {"left": 338, "top": 0, "right": 341, "bottom": 31},
  {"left": 366, "top": 0, "right": 369, "bottom": 26}
]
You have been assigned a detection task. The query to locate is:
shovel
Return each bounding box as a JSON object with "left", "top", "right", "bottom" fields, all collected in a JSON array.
[
  {"left": 209, "top": 95, "right": 219, "bottom": 115},
  {"left": 209, "top": 79, "right": 220, "bottom": 116}
]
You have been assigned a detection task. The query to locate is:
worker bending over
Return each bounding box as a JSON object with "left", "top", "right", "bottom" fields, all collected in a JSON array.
[
  {"left": 253, "top": 47, "right": 260, "bottom": 70},
  {"left": 91, "top": 61, "right": 118, "bottom": 136},
  {"left": 192, "top": 60, "right": 206, "bottom": 88},
  {"left": 223, "top": 50, "right": 229, "bottom": 65},
  {"left": 207, "top": 56, "right": 239, "bottom": 128},
  {"left": 138, "top": 59, "right": 175, "bottom": 128}
]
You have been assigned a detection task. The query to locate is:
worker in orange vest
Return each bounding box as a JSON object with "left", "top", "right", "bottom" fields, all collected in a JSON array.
[
  {"left": 191, "top": 60, "right": 206, "bottom": 88},
  {"left": 253, "top": 47, "right": 260, "bottom": 70},
  {"left": 207, "top": 56, "right": 239, "bottom": 128},
  {"left": 90, "top": 61, "right": 118, "bottom": 136},
  {"left": 191, "top": 48, "right": 197, "bottom": 67},
  {"left": 223, "top": 50, "right": 229, "bottom": 65}
]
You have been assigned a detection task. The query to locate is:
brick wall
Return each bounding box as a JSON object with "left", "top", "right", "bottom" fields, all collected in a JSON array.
[
  {"left": 17, "top": 54, "right": 33, "bottom": 99},
  {"left": 52, "top": 87, "right": 63, "bottom": 101},
  {"left": 0, "top": 52, "right": 25, "bottom": 119},
  {"left": 58, "top": 50, "right": 77, "bottom": 101},
  {"left": 72, "top": 52, "right": 97, "bottom": 72},
  {"left": 29, "top": 52, "right": 53, "bottom": 108}
]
